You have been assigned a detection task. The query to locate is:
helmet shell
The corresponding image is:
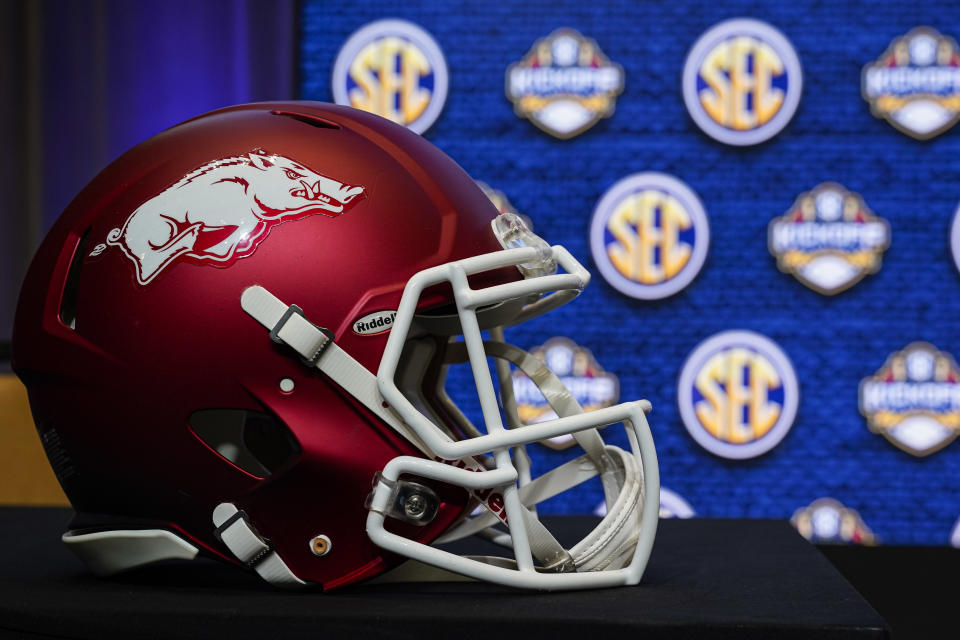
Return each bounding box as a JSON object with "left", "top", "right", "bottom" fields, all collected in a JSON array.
[{"left": 13, "top": 102, "right": 513, "bottom": 588}]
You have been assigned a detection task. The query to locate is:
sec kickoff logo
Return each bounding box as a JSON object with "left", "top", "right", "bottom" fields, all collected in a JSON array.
[
  {"left": 506, "top": 28, "right": 624, "bottom": 139},
  {"left": 768, "top": 183, "right": 891, "bottom": 295},
  {"left": 791, "top": 498, "right": 877, "bottom": 545},
  {"left": 590, "top": 173, "right": 709, "bottom": 300},
  {"left": 678, "top": 330, "right": 799, "bottom": 459},
  {"left": 682, "top": 19, "right": 803, "bottom": 146},
  {"left": 331, "top": 19, "right": 448, "bottom": 134},
  {"left": 862, "top": 27, "right": 960, "bottom": 140},
  {"left": 859, "top": 342, "right": 960, "bottom": 457},
  {"left": 511, "top": 337, "right": 619, "bottom": 450}
]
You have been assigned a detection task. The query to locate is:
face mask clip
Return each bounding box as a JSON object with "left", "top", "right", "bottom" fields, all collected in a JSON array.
[{"left": 365, "top": 472, "right": 440, "bottom": 526}]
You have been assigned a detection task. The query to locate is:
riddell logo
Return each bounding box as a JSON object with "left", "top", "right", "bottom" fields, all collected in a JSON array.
[{"left": 353, "top": 310, "right": 397, "bottom": 335}]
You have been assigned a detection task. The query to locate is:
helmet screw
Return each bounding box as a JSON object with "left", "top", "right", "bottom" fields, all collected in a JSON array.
[
  {"left": 404, "top": 493, "right": 428, "bottom": 520},
  {"left": 309, "top": 534, "right": 331, "bottom": 557}
]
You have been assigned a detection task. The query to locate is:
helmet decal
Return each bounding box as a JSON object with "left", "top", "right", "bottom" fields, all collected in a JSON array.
[{"left": 99, "top": 149, "right": 365, "bottom": 285}]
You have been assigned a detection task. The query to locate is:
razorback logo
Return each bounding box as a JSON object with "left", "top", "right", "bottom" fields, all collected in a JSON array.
[{"left": 101, "top": 149, "right": 365, "bottom": 284}]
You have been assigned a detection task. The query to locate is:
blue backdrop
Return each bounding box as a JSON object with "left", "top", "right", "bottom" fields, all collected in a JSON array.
[{"left": 300, "top": 0, "right": 960, "bottom": 545}]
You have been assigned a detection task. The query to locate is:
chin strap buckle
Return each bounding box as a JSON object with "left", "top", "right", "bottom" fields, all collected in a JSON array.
[
  {"left": 268, "top": 303, "right": 335, "bottom": 367},
  {"left": 242, "top": 286, "right": 334, "bottom": 367},
  {"left": 212, "top": 503, "right": 307, "bottom": 588}
]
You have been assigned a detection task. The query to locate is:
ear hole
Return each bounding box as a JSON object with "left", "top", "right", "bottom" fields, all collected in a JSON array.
[
  {"left": 59, "top": 227, "right": 92, "bottom": 330},
  {"left": 189, "top": 409, "right": 302, "bottom": 478}
]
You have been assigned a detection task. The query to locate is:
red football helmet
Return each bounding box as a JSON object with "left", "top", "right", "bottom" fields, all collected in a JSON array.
[{"left": 13, "top": 102, "right": 658, "bottom": 590}]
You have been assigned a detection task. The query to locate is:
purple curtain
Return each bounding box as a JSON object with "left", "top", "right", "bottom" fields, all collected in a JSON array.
[{"left": 0, "top": 0, "right": 295, "bottom": 349}]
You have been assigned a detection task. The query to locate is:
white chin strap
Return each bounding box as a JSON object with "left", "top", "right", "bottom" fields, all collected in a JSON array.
[
  {"left": 212, "top": 502, "right": 306, "bottom": 588},
  {"left": 238, "top": 282, "right": 658, "bottom": 590},
  {"left": 426, "top": 444, "right": 644, "bottom": 573},
  {"left": 433, "top": 339, "right": 645, "bottom": 574}
]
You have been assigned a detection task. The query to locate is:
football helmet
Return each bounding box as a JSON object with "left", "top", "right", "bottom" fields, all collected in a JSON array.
[{"left": 13, "top": 102, "right": 658, "bottom": 590}]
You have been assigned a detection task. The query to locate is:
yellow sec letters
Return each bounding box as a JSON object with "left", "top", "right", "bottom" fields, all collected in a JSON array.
[
  {"left": 693, "top": 347, "right": 782, "bottom": 444},
  {"left": 698, "top": 36, "right": 785, "bottom": 130},
  {"left": 678, "top": 331, "right": 798, "bottom": 459},
  {"left": 683, "top": 19, "right": 802, "bottom": 146},
  {"left": 590, "top": 173, "right": 709, "bottom": 300},
  {"left": 349, "top": 37, "right": 432, "bottom": 126},
  {"left": 332, "top": 20, "right": 448, "bottom": 135},
  {"left": 606, "top": 190, "right": 692, "bottom": 285}
]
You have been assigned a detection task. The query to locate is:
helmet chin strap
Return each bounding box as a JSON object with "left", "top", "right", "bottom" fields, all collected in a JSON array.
[
  {"left": 443, "top": 339, "right": 623, "bottom": 507},
  {"left": 240, "top": 285, "right": 433, "bottom": 453},
  {"left": 435, "top": 338, "right": 646, "bottom": 574}
]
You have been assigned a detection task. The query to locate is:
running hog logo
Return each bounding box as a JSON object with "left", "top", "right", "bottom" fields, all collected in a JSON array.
[{"left": 100, "top": 149, "right": 365, "bottom": 284}]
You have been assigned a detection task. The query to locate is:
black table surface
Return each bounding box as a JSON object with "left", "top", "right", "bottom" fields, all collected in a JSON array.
[{"left": 0, "top": 507, "right": 888, "bottom": 639}]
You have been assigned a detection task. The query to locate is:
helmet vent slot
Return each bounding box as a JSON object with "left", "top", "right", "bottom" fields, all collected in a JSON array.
[
  {"left": 271, "top": 109, "right": 341, "bottom": 129},
  {"left": 189, "top": 409, "right": 302, "bottom": 478},
  {"left": 59, "top": 227, "right": 92, "bottom": 330},
  {"left": 40, "top": 426, "right": 77, "bottom": 484}
]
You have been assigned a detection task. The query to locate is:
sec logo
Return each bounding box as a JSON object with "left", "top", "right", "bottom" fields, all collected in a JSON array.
[
  {"left": 678, "top": 331, "right": 799, "bottom": 459},
  {"left": 589, "top": 173, "right": 709, "bottom": 300},
  {"left": 683, "top": 19, "right": 803, "bottom": 146},
  {"left": 331, "top": 19, "right": 448, "bottom": 134}
]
